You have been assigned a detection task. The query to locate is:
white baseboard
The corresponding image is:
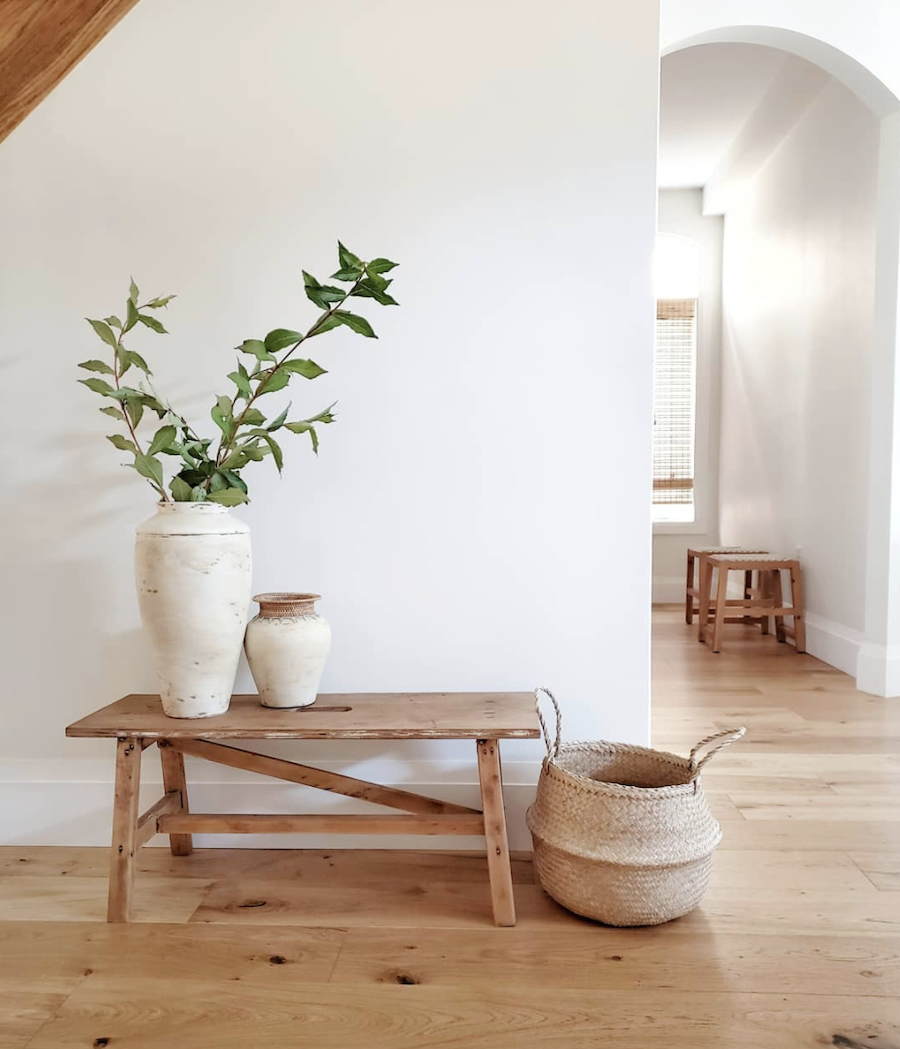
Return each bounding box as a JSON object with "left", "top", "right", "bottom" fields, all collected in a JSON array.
[
  {"left": 803, "top": 612, "right": 863, "bottom": 679},
  {"left": 653, "top": 577, "right": 685, "bottom": 604},
  {"left": 0, "top": 757, "right": 542, "bottom": 852},
  {"left": 855, "top": 641, "right": 900, "bottom": 697}
]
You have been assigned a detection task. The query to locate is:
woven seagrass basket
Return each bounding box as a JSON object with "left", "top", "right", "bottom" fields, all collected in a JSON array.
[{"left": 526, "top": 688, "right": 745, "bottom": 927}]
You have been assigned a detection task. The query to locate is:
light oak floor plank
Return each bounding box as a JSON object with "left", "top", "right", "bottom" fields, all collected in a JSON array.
[{"left": 2, "top": 606, "right": 899, "bottom": 1048}]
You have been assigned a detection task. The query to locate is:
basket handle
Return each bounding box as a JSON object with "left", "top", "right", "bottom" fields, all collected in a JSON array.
[
  {"left": 534, "top": 687, "right": 562, "bottom": 757},
  {"left": 689, "top": 727, "right": 746, "bottom": 779}
]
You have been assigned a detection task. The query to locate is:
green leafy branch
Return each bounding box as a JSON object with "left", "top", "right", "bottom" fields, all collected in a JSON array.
[{"left": 78, "top": 243, "right": 399, "bottom": 505}]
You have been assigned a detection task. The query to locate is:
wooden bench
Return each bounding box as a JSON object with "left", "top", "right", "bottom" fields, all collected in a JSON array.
[
  {"left": 66, "top": 692, "right": 541, "bottom": 927},
  {"left": 685, "top": 547, "right": 769, "bottom": 625},
  {"left": 698, "top": 555, "right": 806, "bottom": 654}
]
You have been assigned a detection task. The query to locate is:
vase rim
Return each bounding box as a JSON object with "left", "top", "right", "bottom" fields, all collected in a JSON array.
[
  {"left": 156, "top": 500, "right": 230, "bottom": 512},
  {"left": 253, "top": 592, "right": 321, "bottom": 605}
]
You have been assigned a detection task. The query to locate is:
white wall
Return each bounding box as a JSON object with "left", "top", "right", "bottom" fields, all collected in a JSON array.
[
  {"left": 717, "top": 77, "right": 879, "bottom": 669},
  {"left": 0, "top": 0, "right": 660, "bottom": 847},
  {"left": 662, "top": 1, "right": 900, "bottom": 694},
  {"left": 652, "top": 190, "right": 723, "bottom": 603}
]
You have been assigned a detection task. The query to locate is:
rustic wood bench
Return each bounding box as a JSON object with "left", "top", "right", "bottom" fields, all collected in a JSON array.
[{"left": 65, "top": 692, "right": 540, "bottom": 927}]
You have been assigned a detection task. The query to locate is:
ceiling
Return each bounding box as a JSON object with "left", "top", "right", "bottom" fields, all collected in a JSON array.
[{"left": 659, "top": 43, "right": 789, "bottom": 189}]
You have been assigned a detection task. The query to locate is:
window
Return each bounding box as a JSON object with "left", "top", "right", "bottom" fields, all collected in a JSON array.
[{"left": 653, "top": 235, "right": 700, "bottom": 524}]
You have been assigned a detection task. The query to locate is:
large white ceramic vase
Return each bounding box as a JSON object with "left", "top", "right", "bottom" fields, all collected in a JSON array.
[{"left": 135, "top": 501, "right": 252, "bottom": 718}]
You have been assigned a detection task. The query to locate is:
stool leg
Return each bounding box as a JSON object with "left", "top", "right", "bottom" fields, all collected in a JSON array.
[
  {"left": 790, "top": 562, "right": 807, "bottom": 653},
  {"left": 698, "top": 557, "right": 712, "bottom": 643},
  {"left": 773, "top": 570, "right": 786, "bottom": 642},
  {"left": 759, "top": 571, "right": 771, "bottom": 635},
  {"left": 712, "top": 565, "right": 729, "bottom": 653},
  {"left": 743, "top": 569, "right": 754, "bottom": 625},
  {"left": 685, "top": 551, "right": 695, "bottom": 625}
]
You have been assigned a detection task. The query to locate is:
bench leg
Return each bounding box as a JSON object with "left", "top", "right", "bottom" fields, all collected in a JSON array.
[
  {"left": 108, "top": 737, "right": 142, "bottom": 922},
  {"left": 698, "top": 556, "right": 712, "bottom": 642},
  {"left": 159, "top": 741, "right": 193, "bottom": 856},
  {"left": 476, "top": 738, "right": 515, "bottom": 927},
  {"left": 791, "top": 562, "right": 807, "bottom": 653},
  {"left": 685, "top": 551, "right": 695, "bottom": 624},
  {"left": 712, "top": 565, "right": 729, "bottom": 653}
]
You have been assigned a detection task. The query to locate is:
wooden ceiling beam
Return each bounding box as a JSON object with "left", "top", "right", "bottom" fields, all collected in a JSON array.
[{"left": 0, "top": 0, "right": 141, "bottom": 146}]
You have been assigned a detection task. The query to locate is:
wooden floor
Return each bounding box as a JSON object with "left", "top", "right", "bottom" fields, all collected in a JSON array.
[{"left": 3, "top": 606, "right": 900, "bottom": 1048}]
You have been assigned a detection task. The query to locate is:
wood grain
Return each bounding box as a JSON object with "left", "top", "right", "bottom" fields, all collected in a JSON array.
[
  {"left": 3, "top": 607, "right": 899, "bottom": 1046},
  {"left": 66, "top": 692, "right": 541, "bottom": 740},
  {"left": 157, "top": 813, "right": 486, "bottom": 836},
  {"left": 0, "top": 0, "right": 141, "bottom": 145},
  {"left": 169, "top": 737, "right": 479, "bottom": 815},
  {"left": 106, "top": 737, "right": 141, "bottom": 922}
]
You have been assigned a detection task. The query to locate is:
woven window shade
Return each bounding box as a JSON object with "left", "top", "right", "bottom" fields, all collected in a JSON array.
[{"left": 653, "top": 298, "right": 697, "bottom": 506}]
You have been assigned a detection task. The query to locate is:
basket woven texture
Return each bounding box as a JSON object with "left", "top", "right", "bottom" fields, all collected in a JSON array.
[{"left": 526, "top": 688, "right": 745, "bottom": 926}]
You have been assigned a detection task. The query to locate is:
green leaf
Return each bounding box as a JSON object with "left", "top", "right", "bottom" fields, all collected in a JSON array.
[
  {"left": 79, "top": 377, "right": 115, "bottom": 396},
  {"left": 241, "top": 441, "right": 270, "bottom": 461},
  {"left": 282, "top": 358, "right": 326, "bottom": 379},
  {"left": 237, "top": 339, "right": 276, "bottom": 363},
  {"left": 308, "top": 403, "right": 337, "bottom": 425},
  {"left": 86, "top": 318, "right": 118, "bottom": 349},
  {"left": 307, "top": 314, "right": 342, "bottom": 337},
  {"left": 257, "top": 369, "right": 290, "bottom": 394},
  {"left": 367, "top": 257, "right": 398, "bottom": 275},
  {"left": 104, "top": 315, "right": 123, "bottom": 329},
  {"left": 303, "top": 270, "right": 326, "bottom": 309},
  {"left": 265, "top": 328, "right": 303, "bottom": 355},
  {"left": 169, "top": 476, "right": 193, "bottom": 501},
  {"left": 145, "top": 295, "right": 176, "bottom": 309},
  {"left": 138, "top": 313, "right": 167, "bottom": 334},
  {"left": 140, "top": 393, "right": 166, "bottom": 418},
  {"left": 334, "top": 310, "right": 377, "bottom": 338},
  {"left": 262, "top": 433, "right": 284, "bottom": 473},
  {"left": 107, "top": 386, "right": 142, "bottom": 401},
  {"left": 247, "top": 430, "right": 284, "bottom": 473},
  {"left": 100, "top": 405, "right": 125, "bottom": 421},
  {"left": 331, "top": 267, "right": 363, "bottom": 282},
  {"left": 207, "top": 487, "right": 250, "bottom": 506},
  {"left": 227, "top": 368, "right": 252, "bottom": 399},
  {"left": 133, "top": 453, "right": 163, "bottom": 488},
  {"left": 122, "top": 349, "right": 152, "bottom": 375},
  {"left": 78, "top": 359, "right": 115, "bottom": 375},
  {"left": 285, "top": 420, "right": 319, "bottom": 454},
  {"left": 209, "top": 471, "right": 229, "bottom": 493},
  {"left": 148, "top": 425, "right": 177, "bottom": 456},
  {"left": 211, "top": 395, "right": 234, "bottom": 437},
  {"left": 106, "top": 434, "right": 137, "bottom": 453},
  {"left": 220, "top": 469, "right": 247, "bottom": 494},
  {"left": 129, "top": 277, "right": 140, "bottom": 306},
  {"left": 268, "top": 404, "right": 290, "bottom": 431},
  {"left": 190, "top": 485, "right": 207, "bottom": 502},
  {"left": 124, "top": 298, "right": 140, "bottom": 332},
  {"left": 127, "top": 398, "right": 144, "bottom": 428},
  {"left": 352, "top": 278, "right": 399, "bottom": 306},
  {"left": 241, "top": 407, "right": 266, "bottom": 426},
  {"left": 337, "top": 241, "right": 363, "bottom": 273}
]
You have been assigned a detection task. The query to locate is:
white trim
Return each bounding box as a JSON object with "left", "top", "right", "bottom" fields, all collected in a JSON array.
[
  {"left": 0, "top": 758, "right": 542, "bottom": 852},
  {"left": 652, "top": 577, "right": 686, "bottom": 604},
  {"left": 856, "top": 641, "right": 900, "bottom": 697},
  {"left": 803, "top": 612, "right": 864, "bottom": 680}
]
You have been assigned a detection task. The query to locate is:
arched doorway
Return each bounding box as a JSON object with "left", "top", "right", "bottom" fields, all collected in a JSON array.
[{"left": 659, "top": 28, "right": 900, "bottom": 695}]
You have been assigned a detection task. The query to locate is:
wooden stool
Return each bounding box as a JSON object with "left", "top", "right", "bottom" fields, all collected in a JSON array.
[
  {"left": 685, "top": 547, "right": 768, "bottom": 624},
  {"left": 698, "top": 555, "right": 806, "bottom": 654}
]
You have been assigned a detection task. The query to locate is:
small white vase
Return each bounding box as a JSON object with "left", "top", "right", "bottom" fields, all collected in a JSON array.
[
  {"left": 244, "top": 593, "right": 332, "bottom": 708},
  {"left": 135, "top": 501, "right": 252, "bottom": 718}
]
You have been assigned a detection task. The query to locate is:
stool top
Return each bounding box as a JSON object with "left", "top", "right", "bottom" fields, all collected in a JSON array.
[
  {"left": 707, "top": 554, "right": 798, "bottom": 564},
  {"left": 689, "top": 546, "right": 768, "bottom": 555}
]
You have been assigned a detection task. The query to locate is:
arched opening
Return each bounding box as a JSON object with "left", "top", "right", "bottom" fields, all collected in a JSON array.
[{"left": 654, "top": 28, "right": 900, "bottom": 696}]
